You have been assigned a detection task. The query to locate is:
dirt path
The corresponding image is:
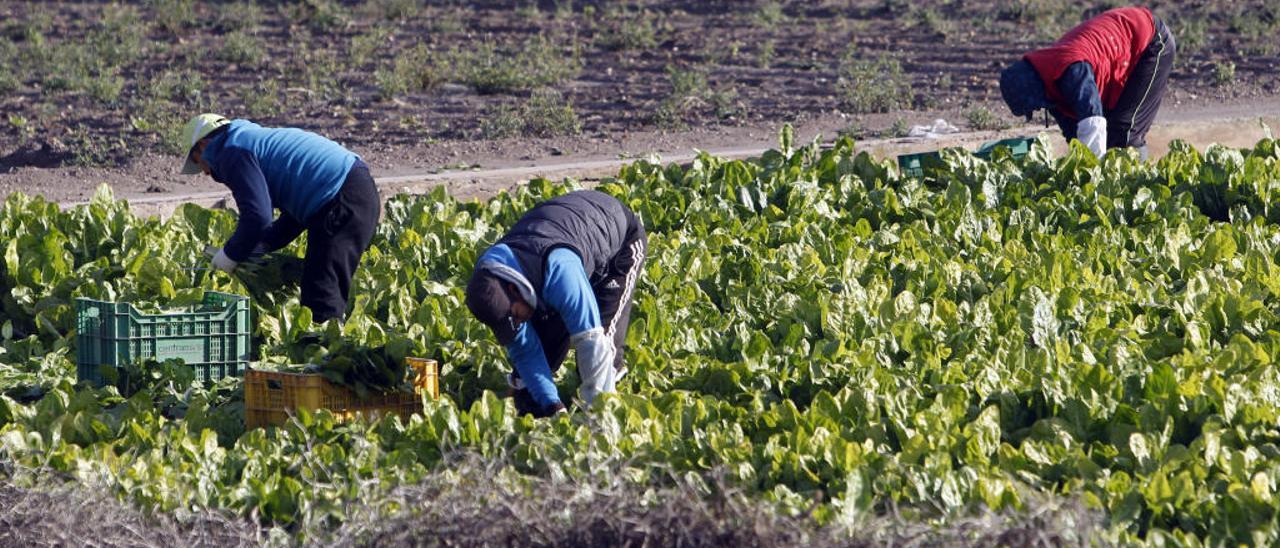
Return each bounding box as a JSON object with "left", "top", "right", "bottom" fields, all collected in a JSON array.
[{"left": 28, "top": 96, "right": 1277, "bottom": 218}]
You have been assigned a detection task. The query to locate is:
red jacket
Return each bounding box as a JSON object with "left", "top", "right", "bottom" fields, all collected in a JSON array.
[{"left": 1024, "top": 7, "right": 1155, "bottom": 119}]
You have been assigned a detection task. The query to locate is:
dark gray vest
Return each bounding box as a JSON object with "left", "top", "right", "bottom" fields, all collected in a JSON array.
[{"left": 499, "top": 190, "right": 632, "bottom": 305}]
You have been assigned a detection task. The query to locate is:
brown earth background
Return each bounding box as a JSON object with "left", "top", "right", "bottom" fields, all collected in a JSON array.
[{"left": 0, "top": 0, "right": 1278, "bottom": 203}]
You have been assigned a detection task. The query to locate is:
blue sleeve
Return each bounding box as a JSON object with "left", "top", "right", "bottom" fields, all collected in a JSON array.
[
  {"left": 1049, "top": 108, "right": 1079, "bottom": 140},
  {"left": 506, "top": 323, "right": 561, "bottom": 408},
  {"left": 1055, "top": 62, "right": 1105, "bottom": 120},
  {"left": 216, "top": 147, "right": 274, "bottom": 262},
  {"left": 542, "top": 248, "right": 601, "bottom": 336}
]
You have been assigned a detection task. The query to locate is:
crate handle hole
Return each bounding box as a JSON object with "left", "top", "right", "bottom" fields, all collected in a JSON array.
[{"left": 267, "top": 380, "right": 283, "bottom": 390}]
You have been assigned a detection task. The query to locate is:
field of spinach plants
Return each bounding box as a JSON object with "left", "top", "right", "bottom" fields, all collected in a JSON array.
[{"left": 2, "top": 130, "right": 1280, "bottom": 545}]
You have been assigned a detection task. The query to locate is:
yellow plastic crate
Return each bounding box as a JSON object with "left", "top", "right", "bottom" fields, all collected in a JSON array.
[{"left": 244, "top": 357, "right": 439, "bottom": 429}]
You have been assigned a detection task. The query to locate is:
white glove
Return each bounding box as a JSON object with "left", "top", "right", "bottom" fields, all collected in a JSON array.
[
  {"left": 211, "top": 248, "right": 238, "bottom": 273},
  {"left": 573, "top": 328, "right": 617, "bottom": 407},
  {"left": 1077, "top": 116, "right": 1107, "bottom": 159}
]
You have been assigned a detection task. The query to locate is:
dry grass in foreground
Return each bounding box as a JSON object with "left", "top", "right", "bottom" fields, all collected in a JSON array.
[{"left": 0, "top": 454, "right": 1103, "bottom": 547}]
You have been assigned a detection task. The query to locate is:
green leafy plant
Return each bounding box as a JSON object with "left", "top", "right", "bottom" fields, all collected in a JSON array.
[
  {"left": 835, "top": 49, "right": 913, "bottom": 114},
  {"left": 374, "top": 43, "right": 447, "bottom": 100},
  {"left": 453, "top": 36, "right": 580, "bottom": 94},
  {"left": 84, "top": 70, "right": 126, "bottom": 105},
  {"left": 66, "top": 125, "right": 126, "bottom": 166},
  {"left": 966, "top": 106, "right": 1012, "bottom": 131},
  {"left": 653, "top": 64, "right": 741, "bottom": 127},
  {"left": 838, "top": 121, "right": 867, "bottom": 140},
  {"left": 1173, "top": 15, "right": 1208, "bottom": 56},
  {"left": 753, "top": 1, "right": 787, "bottom": 29},
  {"left": 0, "top": 69, "right": 22, "bottom": 95},
  {"left": 147, "top": 0, "right": 196, "bottom": 35},
  {"left": 479, "top": 89, "right": 581, "bottom": 139},
  {"left": 218, "top": 31, "right": 265, "bottom": 66},
  {"left": 1213, "top": 61, "right": 1236, "bottom": 87},
  {"left": 284, "top": 0, "right": 349, "bottom": 32},
  {"left": 756, "top": 39, "right": 776, "bottom": 68},
  {"left": 218, "top": 1, "right": 264, "bottom": 32},
  {"left": 912, "top": 6, "right": 953, "bottom": 40},
  {"left": 4, "top": 130, "right": 1280, "bottom": 547},
  {"left": 887, "top": 116, "right": 909, "bottom": 137},
  {"left": 998, "top": 0, "right": 1078, "bottom": 40},
  {"left": 594, "top": 9, "right": 662, "bottom": 51},
  {"left": 242, "top": 78, "right": 284, "bottom": 118},
  {"left": 426, "top": 8, "right": 466, "bottom": 33},
  {"left": 350, "top": 27, "right": 394, "bottom": 69},
  {"left": 370, "top": 0, "right": 422, "bottom": 21}
]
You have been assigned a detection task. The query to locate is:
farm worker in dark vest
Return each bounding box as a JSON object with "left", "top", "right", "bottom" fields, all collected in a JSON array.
[
  {"left": 465, "top": 190, "right": 647, "bottom": 417},
  {"left": 179, "top": 113, "right": 380, "bottom": 323},
  {"left": 999, "top": 7, "right": 1175, "bottom": 159}
]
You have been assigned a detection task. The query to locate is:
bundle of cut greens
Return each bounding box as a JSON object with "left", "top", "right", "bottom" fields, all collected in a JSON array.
[
  {"left": 204, "top": 245, "right": 305, "bottom": 304},
  {"left": 314, "top": 341, "right": 413, "bottom": 399}
]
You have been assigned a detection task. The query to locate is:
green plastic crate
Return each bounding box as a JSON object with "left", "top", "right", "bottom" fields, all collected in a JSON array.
[
  {"left": 974, "top": 137, "right": 1035, "bottom": 160},
  {"left": 897, "top": 136, "right": 1036, "bottom": 178},
  {"left": 75, "top": 291, "right": 251, "bottom": 386},
  {"left": 897, "top": 150, "right": 944, "bottom": 178}
]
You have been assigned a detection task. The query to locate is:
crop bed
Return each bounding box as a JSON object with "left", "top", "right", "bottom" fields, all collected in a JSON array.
[{"left": 2, "top": 133, "right": 1280, "bottom": 544}]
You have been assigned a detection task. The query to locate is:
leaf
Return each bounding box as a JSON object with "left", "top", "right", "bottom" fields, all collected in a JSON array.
[
  {"left": 1201, "top": 227, "right": 1237, "bottom": 263},
  {"left": 1029, "top": 287, "right": 1058, "bottom": 348},
  {"left": 779, "top": 123, "right": 795, "bottom": 158},
  {"left": 963, "top": 405, "right": 1001, "bottom": 465},
  {"left": 1130, "top": 433, "right": 1152, "bottom": 471}
]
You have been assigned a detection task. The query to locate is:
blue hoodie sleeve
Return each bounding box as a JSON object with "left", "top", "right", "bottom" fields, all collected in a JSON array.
[
  {"left": 1049, "top": 108, "right": 1079, "bottom": 140},
  {"left": 1055, "top": 62, "right": 1104, "bottom": 120},
  {"left": 214, "top": 147, "right": 273, "bottom": 262},
  {"left": 506, "top": 322, "right": 560, "bottom": 408},
  {"left": 541, "top": 248, "right": 601, "bottom": 336}
]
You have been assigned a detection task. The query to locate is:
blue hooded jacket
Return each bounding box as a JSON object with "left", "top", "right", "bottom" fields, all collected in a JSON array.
[{"left": 200, "top": 120, "right": 359, "bottom": 261}]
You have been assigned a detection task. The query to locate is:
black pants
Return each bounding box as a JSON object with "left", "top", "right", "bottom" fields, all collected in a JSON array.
[
  {"left": 1106, "top": 18, "right": 1176, "bottom": 150},
  {"left": 531, "top": 211, "right": 648, "bottom": 375},
  {"left": 298, "top": 167, "right": 380, "bottom": 322}
]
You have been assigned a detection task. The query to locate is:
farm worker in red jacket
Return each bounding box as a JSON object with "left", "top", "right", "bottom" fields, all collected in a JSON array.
[
  {"left": 999, "top": 7, "right": 1175, "bottom": 160},
  {"left": 179, "top": 113, "right": 381, "bottom": 323}
]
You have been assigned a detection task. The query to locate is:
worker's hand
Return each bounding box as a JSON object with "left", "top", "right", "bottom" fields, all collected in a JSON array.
[
  {"left": 509, "top": 387, "right": 539, "bottom": 416},
  {"left": 509, "top": 387, "right": 567, "bottom": 418},
  {"left": 536, "top": 402, "right": 567, "bottom": 418},
  {"left": 211, "top": 248, "right": 238, "bottom": 273}
]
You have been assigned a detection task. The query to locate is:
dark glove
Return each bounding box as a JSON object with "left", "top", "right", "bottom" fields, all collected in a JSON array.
[
  {"left": 509, "top": 388, "right": 566, "bottom": 418},
  {"left": 537, "top": 402, "right": 567, "bottom": 418},
  {"left": 510, "top": 387, "right": 539, "bottom": 416}
]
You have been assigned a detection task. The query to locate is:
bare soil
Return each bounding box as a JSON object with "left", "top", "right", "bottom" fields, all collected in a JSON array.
[{"left": 0, "top": 1, "right": 1278, "bottom": 205}]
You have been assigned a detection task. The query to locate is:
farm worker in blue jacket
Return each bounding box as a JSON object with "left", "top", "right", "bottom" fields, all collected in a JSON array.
[
  {"left": 465, "top": 190, "right": 647, "bottom": 417},
  {"left": 179, "top": 113, "right": 380, "bottom": 323},
  {"left": 999, "top": 6, "right": 1175, "bottom": 159}
]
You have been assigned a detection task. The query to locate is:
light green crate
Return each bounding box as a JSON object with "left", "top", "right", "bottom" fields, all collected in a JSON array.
[
  {"left": 896, "top": 150, "right": 944, "bottom": 178},
  {"left": 75, "top": 291, "right": 251, "bottom": 386},
  {"left": 898, "top": 136, "right": 1036, "bottom": 179},
  {"left": 974, "top": 137, "right": 1035, "bottom": 160}
]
